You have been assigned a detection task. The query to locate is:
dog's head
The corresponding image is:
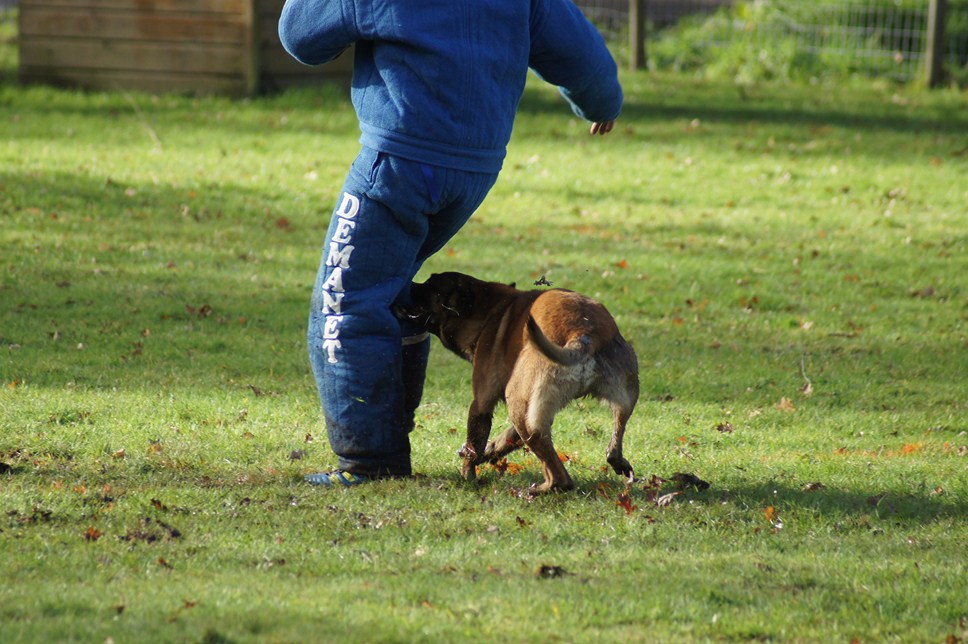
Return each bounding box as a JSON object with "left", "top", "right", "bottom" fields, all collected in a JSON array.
[{"left": 396, "top": 272, "right": 517, "bottom": 360}]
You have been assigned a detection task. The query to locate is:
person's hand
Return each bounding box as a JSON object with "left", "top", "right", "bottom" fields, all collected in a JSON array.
[{"left": 590, "top": 121, "right": 615, "bottom": 136}]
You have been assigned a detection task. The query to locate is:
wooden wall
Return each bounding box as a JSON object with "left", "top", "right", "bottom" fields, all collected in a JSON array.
[
  {"left": 18, "top": 0, "right": 352, "bottom": 96},
  {"left": 257, "top": 0, "right": 353, "bottom": 92}
]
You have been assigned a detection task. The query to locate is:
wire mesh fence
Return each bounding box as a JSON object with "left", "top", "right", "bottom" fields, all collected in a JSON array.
[{"left": 579, "top": 0, "right": 967, "bottom": 81}]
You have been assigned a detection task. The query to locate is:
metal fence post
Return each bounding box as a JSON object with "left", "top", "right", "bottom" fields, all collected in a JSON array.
[
  {"left": 925, "top": 0, "right": 947, "bottom": 87},
  {"left": 629, "top": 0, "right": 647, "bottom": 70}
]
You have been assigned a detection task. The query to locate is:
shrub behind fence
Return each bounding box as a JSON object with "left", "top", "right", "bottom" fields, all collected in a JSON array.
[{"left": 580, "top": 0, "right": 967, "bottom": 82}]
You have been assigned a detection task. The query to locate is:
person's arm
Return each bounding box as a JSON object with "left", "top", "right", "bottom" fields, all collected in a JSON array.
[
  {"left": 529, "top": 0, "right": 623, "bottom": 134},
  {"left": 278, "top": 0, "right": 359, "bottom": 65}
]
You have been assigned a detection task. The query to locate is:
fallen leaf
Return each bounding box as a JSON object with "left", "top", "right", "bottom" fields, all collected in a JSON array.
[
  {"left": 716, "top": 422, "right": 734, "bottom": 433},
  {"left": 776, "top": 397, "right": 796, "bottom": 412},
  {"left": 158, "top": 557, "right": 174, "bottom": 570},
  {"left": 185, "top": 304, "right": 213, "bottom": 318},
  {"left": 617, "top": 489, "right": 637, "bottom": 515},
  {"left": 656, "top": 492, "right": 681, "bottom": 507},
  {"left": 671, "top": 472, "right": 710, "bottom": 491},
  {"left": 288, "top": 450, "right": 305, "bottom": 461},
  {"left": 536, "top": 565, "right": 567, "bottom": 579},
  {"left": 84, "top": 526, "right": 102, "bottom": 541},
  {"left": 490, "top": 458, "right": 523, "bottom": 476},
  {"left": 803, "top": 482, "right": 826, "bottom": 492},
  {"left": 594, "top": 481, "right": 614, "bottom": 499},
  {"left": 763, "top": 505, "right": 783, "bottom": 534}
]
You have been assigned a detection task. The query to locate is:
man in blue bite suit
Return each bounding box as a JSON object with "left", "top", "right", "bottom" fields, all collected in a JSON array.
[{"left": 279, "top": 0, "right": 623, "bottom": 486}]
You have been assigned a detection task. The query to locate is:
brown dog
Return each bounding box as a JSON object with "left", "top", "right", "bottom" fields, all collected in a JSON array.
[{"left": 401, "top": 272, "right": 639, "bottom": 492}]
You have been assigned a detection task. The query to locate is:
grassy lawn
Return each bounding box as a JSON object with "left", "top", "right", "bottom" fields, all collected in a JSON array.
[{"left": 1, "top": 72, "right": 966, "bottom": 641}]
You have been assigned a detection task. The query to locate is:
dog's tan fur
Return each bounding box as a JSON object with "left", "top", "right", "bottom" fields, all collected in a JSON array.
[{"left": 402, "top": 272, "right": 639, "bottom": 492}]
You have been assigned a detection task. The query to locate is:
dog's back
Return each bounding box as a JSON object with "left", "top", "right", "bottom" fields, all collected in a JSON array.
[{"left": 525, "top": 289, "right": 619, "bottom": 367}]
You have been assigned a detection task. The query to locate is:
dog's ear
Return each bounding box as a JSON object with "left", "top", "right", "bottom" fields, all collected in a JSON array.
[{"left": 508, "top": 282, "right": 516, "bottom": 289}]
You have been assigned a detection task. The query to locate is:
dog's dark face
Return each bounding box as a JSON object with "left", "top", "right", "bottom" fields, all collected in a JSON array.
[{"left": 398, "top": 272, "right": 516, "bottom": 360}]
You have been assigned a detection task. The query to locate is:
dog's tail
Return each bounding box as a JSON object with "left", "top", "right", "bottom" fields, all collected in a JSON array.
[{"left": 526, "top": 315, "right": 588, "bottom": 366}]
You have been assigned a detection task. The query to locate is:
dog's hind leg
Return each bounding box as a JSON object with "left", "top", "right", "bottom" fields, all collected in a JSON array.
[
  {"left": 605, "top": 403, "right": 635, "bottom": 481},
  {"left": 594, "top": 342, "right": 639, "bottom": 482},
  {"left": 507, "top": 393, "right": 573, "bottom": 493},
  {"left": 482, "top": 425, "right": 524, "bottom": 462}
]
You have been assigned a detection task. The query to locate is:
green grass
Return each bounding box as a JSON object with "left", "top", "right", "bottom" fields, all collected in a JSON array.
[{"left": 2, "top": 73, "right": 967, "bottom": 642}]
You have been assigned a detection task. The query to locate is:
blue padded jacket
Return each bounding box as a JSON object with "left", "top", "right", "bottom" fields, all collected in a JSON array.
[{"left": 279, "top": 0, "right": 623, "bottom": 173}]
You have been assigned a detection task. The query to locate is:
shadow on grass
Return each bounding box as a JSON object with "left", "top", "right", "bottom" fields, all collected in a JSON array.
[
  {"left": 710, "top": 480, "right": 968, "bottom": 524},
  {"left": 1, "top": 170, "right": 313, "bottom": 390},
  {"left": 517, "top": 80, "right": 968, "bottom": 139}
]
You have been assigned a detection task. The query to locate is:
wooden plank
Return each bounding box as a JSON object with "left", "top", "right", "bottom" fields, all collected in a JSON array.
[
  {"left": 21, "top": 0, "right": 248, "bottom": 14},
  {"left": 257, "top": 0, "right": 286, "bottom": 22},
  {"left": 18, "top": 0, "right": 350, "bottom": 94},
  {"left": 259, "top": 47, "right": 353, "bottom": 76},
  {"left": 20, "top": 8, "right": 248, "bottom": 43},
  {"left": 243, "top": 0, "right": 258, "bottom": 96},
  {"left": 255, "top": 0, "right": 353, "bottom": 89},
  {"left": 21, "top": 39, "right": 248, "bottom": 76},
  {"left": 20, "top": 66, "right": 250, "bottom": 95}
]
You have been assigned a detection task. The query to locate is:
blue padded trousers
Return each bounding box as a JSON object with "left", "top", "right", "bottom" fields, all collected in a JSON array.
[{"left": 308, "top": 147, "right": 498, "bottom": 477}]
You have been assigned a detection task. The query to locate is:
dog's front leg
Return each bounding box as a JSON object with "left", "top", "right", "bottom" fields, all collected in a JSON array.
[{"left": 459, "top": 400, "right": 494, "bottom": 481}]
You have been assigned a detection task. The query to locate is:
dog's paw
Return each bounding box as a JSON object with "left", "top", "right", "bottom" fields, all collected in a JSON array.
[
  {"left": 530, "top": 479, "right": 575, "bottom": 494},
  {"left": 608, "top": 456, "right": 634, "bottom": 480},
  {"left": 460, "top": 461, "right": 478, "bottom": 481},
  {"left": 457, "top": 443, "right": 479, "bottom": 461}
]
